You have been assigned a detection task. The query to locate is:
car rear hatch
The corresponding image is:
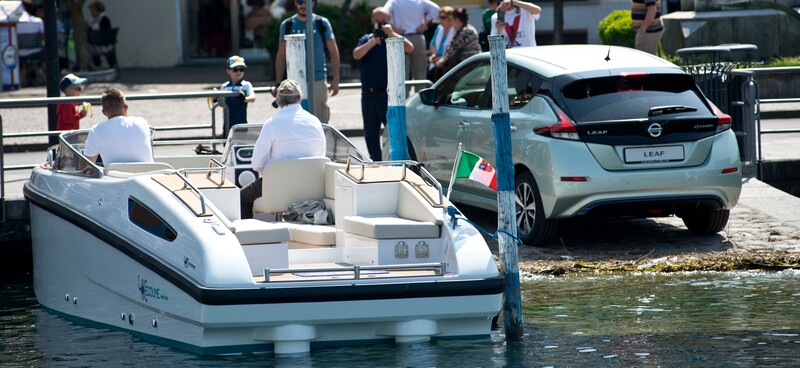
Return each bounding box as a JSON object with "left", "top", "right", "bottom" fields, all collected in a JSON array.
[{"left": 558, "top": 73, "right": 729, "bottom": 171}]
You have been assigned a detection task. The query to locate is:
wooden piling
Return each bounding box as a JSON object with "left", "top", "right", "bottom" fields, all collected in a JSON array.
[
  {"left": 488, "top": 34, "right": 523, "bottom": 340},
  {"left": 285, "top": 34, "right": 309, "bottom": 111},
  {"left": 386, "top": 37, "right": 409, "bottom": 161}
]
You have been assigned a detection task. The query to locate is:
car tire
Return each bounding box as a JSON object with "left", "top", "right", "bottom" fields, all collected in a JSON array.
[
  {"left": 682, "top": 208, "right": 730, "bottom": 235},
  {"left": 515, "top": 171, "right": 558, "bottom": 246}
]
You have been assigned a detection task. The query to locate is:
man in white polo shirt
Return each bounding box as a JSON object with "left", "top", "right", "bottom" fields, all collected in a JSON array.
[
  {"left": 384, "top": 0, "right": 439, "bottom": 90},
  {"left": 83, "top": 88, "right": 153, "bottom": 166},
  {"left": 240, "top": 79, "right": 326, "bottom": 219}
]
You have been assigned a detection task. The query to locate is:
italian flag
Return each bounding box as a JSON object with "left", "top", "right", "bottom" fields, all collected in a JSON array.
[{"left": 455, "top": 150, "right": 498, "bottom": 190}]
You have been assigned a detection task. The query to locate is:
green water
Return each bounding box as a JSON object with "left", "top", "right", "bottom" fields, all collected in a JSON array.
[
  {"left": 2, "top": 271, "right": 798, "bottom": 367},
  {"left": 522, "top": 271, "right": 800, "bottom": 367}
]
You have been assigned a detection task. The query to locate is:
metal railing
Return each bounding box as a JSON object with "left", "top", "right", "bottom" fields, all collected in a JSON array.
[
  {"left": 0, "top": 90, "right": 238, "bottom": 145},
  {"left": 260, "top": 262, "right": 446, "bottom": 282},
  {"left": 729, "top": 67, "right": 800, "bottom": 179},
  {"left": 0, "top": 80, "right": 433, "bottom": 174},
  {"left": 345, "top": 155, "right": 444, "bottom": 206}
]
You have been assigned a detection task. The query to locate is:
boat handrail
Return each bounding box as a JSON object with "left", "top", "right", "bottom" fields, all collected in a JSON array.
[
  {"left": 172, "top": 160, "right": 229, "bottom": 216},
  {"left": 260, "top": 262, "right": 447, "bottom": 282},
  {"left": 418, "top": 165, "right": 444, "bottom": 206},
  {"left": 345, "top": 155, "right": 444, "bottom": 206}
]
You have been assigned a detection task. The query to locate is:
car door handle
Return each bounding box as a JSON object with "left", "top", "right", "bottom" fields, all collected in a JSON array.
[{"left": 458, "top": 121, "right": 471, "bottom": 129}]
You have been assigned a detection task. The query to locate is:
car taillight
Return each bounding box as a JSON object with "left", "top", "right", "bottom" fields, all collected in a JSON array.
[
  {"left": 708, "top": 100, "right": 732, "bottom": 133},
  {"left": 534, "top": 107, "right": 580, "bottom": 141}
]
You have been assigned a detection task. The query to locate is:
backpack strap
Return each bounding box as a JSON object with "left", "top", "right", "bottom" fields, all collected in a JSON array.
[{"left": 285, "top": 16, "right": 331, "bottom": 61}]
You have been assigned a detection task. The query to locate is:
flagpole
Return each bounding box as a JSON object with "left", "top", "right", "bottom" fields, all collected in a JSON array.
[{"left": 446, "top": 143, "right": 463, "bottom": 201}]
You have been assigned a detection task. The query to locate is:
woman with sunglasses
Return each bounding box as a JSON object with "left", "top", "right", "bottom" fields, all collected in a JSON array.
[
  {"left": 427, "top": 6, "right": 455, "bottom": 82},
  {"left": 435, "top": 8, "right": 481, "bottom": 72}
]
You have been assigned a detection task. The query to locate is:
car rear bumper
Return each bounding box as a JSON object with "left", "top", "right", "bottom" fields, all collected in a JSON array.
[{"left": 542, "top": 131, "right": 743, "bottom": 219}]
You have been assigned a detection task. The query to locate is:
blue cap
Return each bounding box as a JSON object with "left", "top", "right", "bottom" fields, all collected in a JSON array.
[{"left": 59, "top": 73, "right": 88, "bottom": 92}]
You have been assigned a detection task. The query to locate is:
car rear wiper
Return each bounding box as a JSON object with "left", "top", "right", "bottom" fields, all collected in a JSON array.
[{"left": 648, "top": 105, "right": 698, "bottom": 117}]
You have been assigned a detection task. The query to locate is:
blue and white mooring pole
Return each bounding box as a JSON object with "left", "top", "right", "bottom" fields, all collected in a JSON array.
[
  {"left": 488, "top": 34, "right": 523, "bottom": 340},
  {"left": 386, "top": 36, "right": 409, "bottom": 161},
  {"left": 285, "top": 34, "right": 310, "bottom": 111}
]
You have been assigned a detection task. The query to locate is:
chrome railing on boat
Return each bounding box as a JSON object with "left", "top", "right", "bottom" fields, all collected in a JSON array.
[
  {"left": 174, "top": 159, "right": 227, "bottom": 215},
  {"left": 345, "top": 155, "right": 444, "bottom": 206},
  {"left": 260, "top": 262, "right": 447, "bottom": 282}
]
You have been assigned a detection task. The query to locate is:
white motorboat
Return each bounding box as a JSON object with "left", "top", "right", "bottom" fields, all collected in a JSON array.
[{"left": 24, "top": 124, "right": 503, "bottom": 355}]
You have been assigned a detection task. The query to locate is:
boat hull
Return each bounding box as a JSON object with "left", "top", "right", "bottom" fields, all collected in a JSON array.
[{"left": 29, "top": 202, "right": 503, "bottom": 355}]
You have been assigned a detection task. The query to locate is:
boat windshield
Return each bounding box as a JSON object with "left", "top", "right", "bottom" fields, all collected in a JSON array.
[
  {"left": 223, "top": 123, "right": 371, "bottom": 164},
  {"left": 50, "top": 130, "right": 102, "bottom": 177}
]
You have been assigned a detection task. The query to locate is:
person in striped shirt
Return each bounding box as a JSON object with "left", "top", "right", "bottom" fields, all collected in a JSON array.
[{"left": 631, "top": 0, "right": 663, "bottom": 55}]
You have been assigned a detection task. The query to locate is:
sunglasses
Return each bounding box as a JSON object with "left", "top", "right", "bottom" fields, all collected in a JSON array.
[
  {"left": 231, "top": 67, "right": 245, "bottom": 72},
  {"left": 439, "top": 15, "right": 449, "bottom": 19}
]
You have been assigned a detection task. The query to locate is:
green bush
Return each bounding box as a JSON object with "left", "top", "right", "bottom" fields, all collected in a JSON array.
[
  {"left": 761, "top": 56, "right": 800, "bottom": 67},
  {"left": 262, "top": 2, "right": 373, "bottom": 65},
  {"left": 598, "top": 10, "right": 634, "bottom": 48}
]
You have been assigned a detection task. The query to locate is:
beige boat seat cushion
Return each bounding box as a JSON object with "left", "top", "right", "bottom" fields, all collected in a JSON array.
[
  {"left": 253, "top": 157, "right": 330, "bottom": 214},
  {"left": 286, "top": 223, "right": 336, "bottom": 245},
  {"left": 342, "top": 215, "right": 439, "bottom": 239},
  {"left": 232, "top": 219, "right": 291, "bottom": 245}
]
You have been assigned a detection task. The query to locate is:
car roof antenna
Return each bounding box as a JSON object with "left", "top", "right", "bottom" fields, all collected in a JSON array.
[{"left": 605, "top": 46, "right": 611, "bottom": 62}]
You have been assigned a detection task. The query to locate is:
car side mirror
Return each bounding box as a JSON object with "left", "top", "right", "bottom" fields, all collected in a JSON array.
[{"left": 418, "top": 88, "right": 437, "bottom": 106}]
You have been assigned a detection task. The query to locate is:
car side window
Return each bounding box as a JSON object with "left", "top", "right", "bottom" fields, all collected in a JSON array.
[
  {"left": 508, "top": 68, "right": 540, "bottom": 109},
  {"left": 436, "top": 61, "right": 491, "bottom": 108},
  {"left": 475, "top": 65, "right": 542, "bottom": 110}
]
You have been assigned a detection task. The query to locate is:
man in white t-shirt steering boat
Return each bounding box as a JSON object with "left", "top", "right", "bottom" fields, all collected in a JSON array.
[{"left": 83, "top": 88, "right": 154, "bottom": 166}]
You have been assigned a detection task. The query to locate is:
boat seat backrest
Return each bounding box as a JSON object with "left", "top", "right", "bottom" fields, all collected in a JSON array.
[
  {"left": 253, "top": 157, "right": 330, "bottom": 214},
  {"left": 341, "top": 181, "right": 443, "bottom": 240},
  {"left": 104, "top": 162, "right": 175, "bottom": 177},
  {"left": 397, "top": 181, "right": 442, "bottom": 225},
  {"left": 323, "top": 161, "right": 347, "bottom": 217}
]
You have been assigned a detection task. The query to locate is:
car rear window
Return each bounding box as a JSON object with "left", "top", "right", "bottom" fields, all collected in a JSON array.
[{"left": 561, "top": 74, "right": 710, "bottom": 122}]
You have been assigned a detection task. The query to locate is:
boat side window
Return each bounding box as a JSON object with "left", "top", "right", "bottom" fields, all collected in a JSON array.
[{"left": 128, "top": 198, "right": 177, "bottom": 242}]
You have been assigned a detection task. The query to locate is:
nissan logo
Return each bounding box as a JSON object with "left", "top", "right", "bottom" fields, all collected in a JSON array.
[{"left": 647, "top": 123, "right": 663, "bottom": 138}]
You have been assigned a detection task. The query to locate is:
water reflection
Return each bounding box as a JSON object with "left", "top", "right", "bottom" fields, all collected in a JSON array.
[{"left": 2, "top": 271, "right": 799, "bottom": 367}]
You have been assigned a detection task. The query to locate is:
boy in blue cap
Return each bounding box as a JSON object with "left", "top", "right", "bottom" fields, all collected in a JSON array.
[
  {"left": 57, "top": 73, "right": 90, "bottom": 131},
  {"left": 220, "top": 55, "right": 256, "bottom": 139}
]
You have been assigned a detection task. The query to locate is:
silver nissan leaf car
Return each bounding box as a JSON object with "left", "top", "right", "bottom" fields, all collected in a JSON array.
[{"left": 385, "top": 45, "right": 742, "bottom": 246}]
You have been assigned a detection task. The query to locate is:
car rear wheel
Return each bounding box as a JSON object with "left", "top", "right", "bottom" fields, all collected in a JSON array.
[
  {"left": 682, "top": 208, "right": 730, "bottom": 235},
  {"left": 515, "top": 171, "right": 558, "bottom": 246}
]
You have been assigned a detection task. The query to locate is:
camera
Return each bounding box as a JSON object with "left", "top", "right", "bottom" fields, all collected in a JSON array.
[{"left": 373, "top": 22, "right": 387, "bottom": 40}]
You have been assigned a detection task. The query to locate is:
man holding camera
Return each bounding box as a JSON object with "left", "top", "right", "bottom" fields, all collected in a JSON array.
[{"left": 353, "top": 7, "right": 414, "bottom": 161}]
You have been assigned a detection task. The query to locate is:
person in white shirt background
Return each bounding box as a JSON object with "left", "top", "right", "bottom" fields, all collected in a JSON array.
[
  {"left": 239, "top": 79, "right": 326, "bottom": 219},
  {"left": 490, "top": 0, "right": 542, "bottom": 48},
  {"left": 384, "top": 0, "right": 439, "bottom": 91}
]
